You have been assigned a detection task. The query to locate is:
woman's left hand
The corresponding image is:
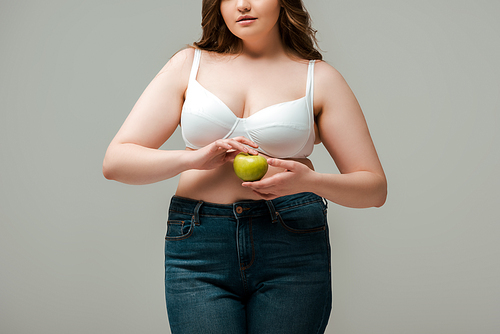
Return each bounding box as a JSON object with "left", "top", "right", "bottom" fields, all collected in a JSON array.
[{"left": 241, "top": 158, "right": 316, "bottom": 200}]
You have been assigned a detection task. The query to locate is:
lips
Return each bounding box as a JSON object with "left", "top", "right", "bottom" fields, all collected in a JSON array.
[{"left": 237, "top": 15, "right": 257, "bottom": 23}]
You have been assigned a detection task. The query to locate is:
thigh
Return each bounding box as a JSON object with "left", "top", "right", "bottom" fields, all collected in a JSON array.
[
  {"left": 246, "top": 279, "right": 331, "bottom": 334},
  {"left": 164, "top": 209, "right": 246, "bottom": 334},
  {"left": 246, "top": 195, "right": 332, "bottom": 334},
  {"left": 166, "top": 288, "right": 246, "bottom": 334},
  {"left": 246, "top": 236, "right": 332, "bottom": 334}
]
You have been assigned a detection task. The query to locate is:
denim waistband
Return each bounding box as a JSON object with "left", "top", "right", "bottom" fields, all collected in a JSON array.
[{"left": 169, "top": 192, "right": 325, "bottom": 219}]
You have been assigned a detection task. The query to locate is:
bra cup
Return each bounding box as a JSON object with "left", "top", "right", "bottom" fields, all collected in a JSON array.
[
  {"left": 181, "top": 84, "right": 237, "bottom": 148},
  {"left": 246, "top": 126, "right": 310, "bottom": 158},
  {"left": 245, "top": 98, "right": 308, "bottom": 125},
  {"left": 294, "top": 128, "right": 315, "bottom": 158},
  {"left": 241, "top": 99, "right": 311, "bottom": 158},
  {"left": 184, "top": 83, "right": 237, "bottom": 128},
  {"left": 181, "top": 109, "right": 230, "bottom": 149}
]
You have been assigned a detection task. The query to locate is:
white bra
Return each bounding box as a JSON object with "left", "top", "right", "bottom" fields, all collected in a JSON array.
[{"left": 181, "top": 48, "right": 316, "bottom": 158}]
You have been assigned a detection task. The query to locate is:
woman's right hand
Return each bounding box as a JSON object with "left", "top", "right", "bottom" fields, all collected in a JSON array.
[{"left": 190, "top": 136, "right": 259, "bottom": 171}]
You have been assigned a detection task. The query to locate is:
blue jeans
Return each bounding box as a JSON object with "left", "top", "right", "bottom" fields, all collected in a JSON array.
[{"left": 164, "top": 192, "right": 332, "bottom": 334}]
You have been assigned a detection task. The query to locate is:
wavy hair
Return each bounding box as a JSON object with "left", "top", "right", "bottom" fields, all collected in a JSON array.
[{"left": 193, "top": 0, "right": 322, "bottom": 60}]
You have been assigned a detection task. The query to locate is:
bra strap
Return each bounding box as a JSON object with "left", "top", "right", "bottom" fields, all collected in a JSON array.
[
  {"left": 306, "top": 60, "right": 316, "bottom": 111},
  {"left": 189, "top": 48, "right": 202, "bottom": 82}
]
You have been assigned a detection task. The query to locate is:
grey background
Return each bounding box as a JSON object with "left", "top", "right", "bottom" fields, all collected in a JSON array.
[{"left": 1, "top": 0, "right": 499, "bottom": 333}]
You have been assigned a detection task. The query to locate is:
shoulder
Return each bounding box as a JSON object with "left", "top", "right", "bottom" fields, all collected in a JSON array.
[
  {"left": 153, "top": 47, "right": 196, "bottom": 94},
  {"left": 313, "top": 60, "right": 347, "bottom": 88},
  {"left": 172, "top": 47, "right": 196, "bottom": 62},
  {"left": 312, "top": 60, "right": 356, "bottom": 111},
  {"left": 157, "top": 47, "right": 195, "bottom": 76}
]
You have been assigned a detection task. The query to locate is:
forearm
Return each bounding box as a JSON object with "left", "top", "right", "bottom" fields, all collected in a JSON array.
[
  {"left": 308, "top": 171, "right": 387, "bottom": 208},
  {"left": 103, "top": 143, "right": 194, "bottom": 185}
]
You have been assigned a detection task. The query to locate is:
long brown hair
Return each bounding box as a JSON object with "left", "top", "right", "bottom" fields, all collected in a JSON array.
[{"left": 193, "top": 0, "right": 322, "bottom": 60}]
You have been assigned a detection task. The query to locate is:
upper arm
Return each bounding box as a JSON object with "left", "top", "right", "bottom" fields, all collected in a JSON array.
[
  {"left": 314, "top": 61, "right": 385, "bottom": 177},
  {"left": 109, "top": 47, "right": 195, "bottom": 149}
]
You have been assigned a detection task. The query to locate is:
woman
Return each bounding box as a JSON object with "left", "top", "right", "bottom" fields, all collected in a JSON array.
[{"left": 103, "top": 0, "right": 386, "bottom": 333}]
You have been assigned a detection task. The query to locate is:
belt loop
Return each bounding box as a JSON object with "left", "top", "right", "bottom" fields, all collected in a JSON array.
[
  {"left": 265, "top": 200, "right": 279, "bottom": 224},
  {"left": 322, "top": 197, "right": 328, "bottom": 209},
  {"left": 193, "top": 201, "right": 203, "bottom": 225}
]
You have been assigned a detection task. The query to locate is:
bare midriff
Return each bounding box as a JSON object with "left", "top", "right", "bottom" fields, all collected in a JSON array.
[{"left": 175, "top": 148, "right": 314, "bottom": 204}]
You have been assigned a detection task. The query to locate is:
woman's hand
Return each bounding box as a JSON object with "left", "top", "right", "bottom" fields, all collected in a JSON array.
[
  {"left": 241, "top": 158, "right": 315, "bottom": 200},
  {"left": 191, "top": 136, "right": 259, "bottom": 171}
]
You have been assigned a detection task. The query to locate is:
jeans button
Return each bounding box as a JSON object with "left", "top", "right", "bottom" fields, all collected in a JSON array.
[{"left": 236, "top": 206, "right": 243, "bottom": 214}]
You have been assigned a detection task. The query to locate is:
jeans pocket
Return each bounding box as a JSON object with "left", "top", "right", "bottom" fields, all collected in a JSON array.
[
  {"left": 278, "top": 200, "right": 327, "bottom": 233},
  {"left": 165, "top": 210, "right": 195, "bottom": 240}
]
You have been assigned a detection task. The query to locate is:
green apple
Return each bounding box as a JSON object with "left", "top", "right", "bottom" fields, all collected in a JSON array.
[{"left": 233, "top": 152, "right": 268, "bottom": 182}]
